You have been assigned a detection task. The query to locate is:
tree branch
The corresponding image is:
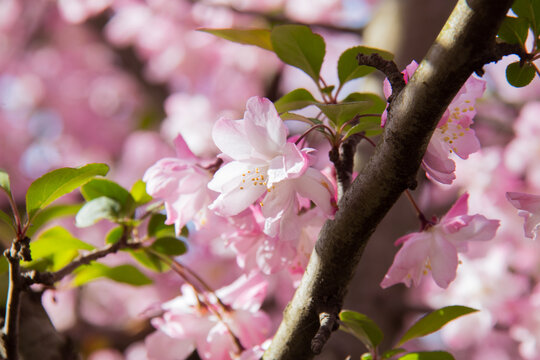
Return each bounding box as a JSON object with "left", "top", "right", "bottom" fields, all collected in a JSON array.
[{"left": 264, "top": 0, "right": 514, "bottom": 358}]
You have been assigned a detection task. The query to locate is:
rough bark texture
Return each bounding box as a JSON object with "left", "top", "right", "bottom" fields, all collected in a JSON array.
[{"left": 264, "top": 0, "right": 514, "bottom": 358}]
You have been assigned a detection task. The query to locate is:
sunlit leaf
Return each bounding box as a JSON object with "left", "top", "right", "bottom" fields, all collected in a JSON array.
[
  {"left": 274, "top": 88, "right": 317, "bottom": 113},
  {"left": 382, "top": 348, "right": 407, "bottom": 359},
  {"left": 397, "top": 306, "right": 478, "bottom": 346},
  {"left": 339, "top": 310, "right": 383, "bottom": 351},
  {"left": 26, "top": 163, "right": 109, "bottom": 221},
  {"left": 0, "top": 169, "right": 11, "bottom": 194},
  {"left": 506, "top": 61, "right": 536, "bottom": 87},
  {"left": 271, "top": 25, "right": 325, "bottom": 83},
  {"left": 131, "top": 180, "right": 152, "bottom": 205},
  {"left": 72, "top": 262, "right": 153, "bottom": 286},
  {"left": 24, "top": 226, "right": 95, "bottom": 271},
  {"left": 106, "top": 226, "right": 124, "bottom": 244},
  {"left": 75, "top": 197, "right": 121, "bottom": 227},
  {"left": 27, "top": 203, "right": 82, "bottom": 237},
  {"left": 199, "top": 28, "right": 273, "bottom": 51},
  {"left": 397, "top": 351, "right": 454, "bottom": 360},
  {"left": 338, "top": 46, "right": 394, "bottom": 85}
]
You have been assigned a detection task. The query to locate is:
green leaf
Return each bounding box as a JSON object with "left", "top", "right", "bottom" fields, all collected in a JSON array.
[
  {"left": 274, "top": 88, "right": 317, "bottom": 113},
  {"left": 512, "top": 0, "right": 540, "bottom": 34},
  {"left": 361, "top": 353, "right": 373, "bottom": 360},
  {"left": 75, "top": 197, "right": 121, "bottom": 227},
  {"left": 72, "top": 262, "right": 153, "bottom": 286},
  {"left": 397, "top": 306, "right": 478, "bottom": 346},
  {"left": 0, "top": 209, "right": 13, "bottom": 228},
  {"left": 81, "top": 179, "right": 135, "bottom": 217},
  {"left": 147, "top": 213, "right": 176, "bottom": 238},
  {"left": 271, "top": 25, "right": 326, "bottom": 83},
  {"left": 0, "top": 169, "right": 11, "bottom": 194},
  {"left": 151, "top": 237, "right": 187, "bottom": 256},
  {"left": 26, "top": 203, "right": 82, "bottom": 237},
  {"left": 382, "top": 348, "right": 407, "bottom": 359},
  {"left": 316, "top": 92, "right": 385, "bottom": 125},
  {"left": 106, "top": 226, "right": 124, "bottom": 244},
  {"left": 24, "top": 226, "right": 95, "bottom": 271},
  {"left": 131, "top": 180, "right": 152, "bottom": 205},
  {"left": 26, "top": 163, "right": 109, "bottom": 221},
  {"left": 397, "top": 351, "right": 454, "bottom": 360},
  {"left": 497, "top": 16, "right": 529, "bottom": 45},
  {"left": 128, "top": 249, "right": 168, "bottom": 273},
  {"left": 339, "top": 310, "right": 383, "bottom": 351},
  {"left": 338, "top": 46, "right": 394, "bottom": 85},
  {"left": 506, "top": 61, "right": 536, "bottom": 87},
  {"left": 199, "top": 28, "right": 273, "bottom": 51}
]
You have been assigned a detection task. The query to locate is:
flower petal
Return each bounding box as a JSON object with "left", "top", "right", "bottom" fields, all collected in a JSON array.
[{"left": 244, "top": 97, "right": 287, "bottom": 159}]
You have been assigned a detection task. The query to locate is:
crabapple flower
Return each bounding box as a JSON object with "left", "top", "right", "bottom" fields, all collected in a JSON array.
[
  {"left": 381, "top": 61, "right": 485, "bottom": 184},
  {"left": 381, "top": 193, "right": 499, "bottom": 289},
  {"left": 208, "top": 96, "right": 335, "bottom": 235},
  {"left": 143, "top": 135, "right": 214, "bottom": 234},
  {"left": 506, "top": 192, "right": 540, "bottom": 240},
  {"left": 149, "top": 273, "right": 271, "bottom": 360}
]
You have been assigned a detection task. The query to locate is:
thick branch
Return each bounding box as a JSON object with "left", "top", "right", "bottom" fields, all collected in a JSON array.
[{"left": 264, "top": 0, "right": 513, "bottom": 358}]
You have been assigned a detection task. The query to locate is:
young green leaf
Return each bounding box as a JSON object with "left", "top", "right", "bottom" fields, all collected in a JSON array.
[
  {"left": 72, "top": 262, "right": 153, "bottom": 286},
  {"left": 397, "top": 351, "right": 455, "bottom": 360},
  {"left": 150, "top": 237, "right": 187, "bottom": 256},
  {"left": 131, "top": 180, "right": 152, "bottom": 205},
  {"left": 338, "top": 46, "right": 394, "bottom": 85},
  {"left": 497, "top": 16, "right": 529, "bottom": 45},
  {"left": 0, "top": 169, "right": 11, "bottom": 195},
  {"left": 506, "top": 61, "right": 536, "bottom": 87},
  {"left": 24, "top": 226, "right": 95, "bottom": 271},
  {"left": 397, "top": 306, "right": 478, "bottom": 346},
  {"left": 26, "top": 163, "right": 109, "bottom": 221},
  {"left": 128, "top": 249, "right": 168, "bottom": 273},
  {"left": 382, "top": 348, "right": 407, "bottom": 359},
  {"left": 81, "top": 178, "right": 136, "bottom": 217},
  {"left": 271, "top": 25, "right": 326, "bottom": 83},
  {"left": 274, "top": 88, "right": 317, "bottom": 113},
  {"left": 198, "top": 28, "right": 273, "bottom": 51},
  {"left": 75, "top": 197, "right": 121, "bottom": 227},
  {"left": 26, "top": 203, "right": 82, "bottom": 237},
  {"left": 339, "top": 310, "right": 383, "bottom": 351},
  {"left": 147, "top": 213, "right": 176, "bottom": 238},
  {"left": 106, "top": 226, "right": 124, "bottom": 244}
]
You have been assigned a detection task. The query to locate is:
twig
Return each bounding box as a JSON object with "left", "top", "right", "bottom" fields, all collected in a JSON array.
[
  {"left": 310, "top": 299, "right": 341, "bottom": 354},
  {"left": 23, "top": 225, "right": 134, "bottom": 287},
  {"left": 356, "top": 53, "right": 406, "bottom": 103},
  {"left": 329, "top": 133, "right": 363, "bottom": 199}
]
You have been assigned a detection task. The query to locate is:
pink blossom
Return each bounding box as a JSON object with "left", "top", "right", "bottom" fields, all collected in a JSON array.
[
  {"left": 143, "top": 135, "right": 214, "bottom": 234},
  {"left": 149, "top": 273, "right": 271, "bottom": 360},
  {"left": 506, "top": 192, "right": 540, "bottom": 240},
  {"left": 382, "top": 61, "right": 485, "bottom": 184},
  {"left": 381, "top": 193, "right": 499, "bottom": 289},
  {"left": 208, "top": 96, "right": 335, "bottom": 235}
]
